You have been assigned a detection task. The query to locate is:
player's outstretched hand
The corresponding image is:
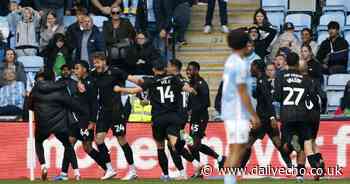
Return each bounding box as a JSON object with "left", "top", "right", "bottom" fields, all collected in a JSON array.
[
  {"left": 114, "top": 85, "right": 122, "bottom": 93},
  {"left": 250, "top": 115, "right": 261, "bottom": 130}
]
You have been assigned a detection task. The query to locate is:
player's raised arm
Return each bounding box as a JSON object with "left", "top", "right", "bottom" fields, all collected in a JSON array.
[
  {"left": 237, "top": 83, "right": 260, "bottom": 129},
  {"left": 182, "top": 83, "right": 197, "bottom": 95},
  {"left": 127, "top": 75, "right": 144, "bottom": 85},
  {"left": 114, "top": 85, "right": 143, "bottom": 94}
]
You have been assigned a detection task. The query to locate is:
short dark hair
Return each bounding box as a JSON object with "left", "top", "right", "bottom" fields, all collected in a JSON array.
[
  {"left": 152, "top": 59, "right": 167, "bottom": 71},
  {"left": 328, "top": 21, "right": 340, "bottom": 30},
  {"left": 35, "top": 70, "right": 55, "bottom": 81},
  {"left": 60, "top": 64, "right": 70, "bottom": 71},
  {"left": 252, "top": 59, "right": 265, "bottom": 73},
  {"left": 227, "top": 28, "right": 250, "bottom": 50},
  {"left": 169, "top": 59, "right": 182, "bottom": 72},
  {"left": 301, "top": 28, "right": 313, "bottom": 36},
  {"left": 188, "top": 61, "right": 200, "bottom": 71},
  {"left": 75, "top": 60, "right": 90, "bottom": 71},
  {"left": 286, "top": 52, "right": 299, "bottom": 67},
  {"left": 91, "top": 52, "right": 107, "bottom": 62}
]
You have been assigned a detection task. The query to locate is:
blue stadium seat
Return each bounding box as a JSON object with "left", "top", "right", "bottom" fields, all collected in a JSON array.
[
  {"left": 63, "top": 16, "right": 76, "bottom": 29},
  {"left": 262, "top": 0, "right": 288, "bottom": 12},
  {"left": 344, "top": 31, "right": 350, "bottom": 45},
  {"left": 327, "top": 91, "right": 343, "bottom": 112},
  {"left": 0, "top": 16, "right": 9, "bottom": 40},
  {"left": 285, "top": 13, "right": 312, "bottom": 31},
  {"left": 17, "top": 56, "right": 44, "bottom": 72},
  {"left": 92, "top": 16, "right": 108, "bottom": 31},
  {"left": 326, "top": 74, "right": 350, "bottom": 91},
  {"left": 323, "top": 0, "right": 347, "bottom": 14},
  {"left": 317, "top": 12, "right": 346, "bottom": 32},
  {"left": 317, "top": 31, "right": 329, "bottom": 45},
  {"left": 266, "top": 12, "right": 285, "bottom": 31}
]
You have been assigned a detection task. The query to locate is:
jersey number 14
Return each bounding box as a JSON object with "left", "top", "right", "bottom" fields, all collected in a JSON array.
[
  {"left": 283, "top": 87, "right": 305, "bottom": 106},
  {"left": 157, "top": 86, "right": 175, "bottom": 103}
]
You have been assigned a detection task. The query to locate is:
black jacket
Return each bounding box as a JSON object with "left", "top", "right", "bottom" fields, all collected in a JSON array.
[
  {"left": 214, "top": 81, "right": 223, "bottom": 114},
  {"left": 41, "top": 41, "right": 72, "bottom": 71},
  {"left": 66, "top": 22, "right": 82, "bottom": 51},
  {"left": 188, "top": 76, "right": 210, "bottom": 119},
  {"left": 77, "top": 75, "right": 98, "bottom": 128},
  {"left": 255, "top": 26, "right": 277, "bottom": 59},
  {"left": 30, "top": 80, "right": 88, "bottom": 134},
  {"left": 126, "top": 41, "right": 160, "bottom": 75},
  {"left": 253, "top": 75, "right": 276, "bottom": 120},
  {"left": 137, "top": 0, "right": 172, "bottom": 32},
  {"left": 306, "top": 58, "right": 322, "bottom": 85},
  {"left": 316, "top": 36, "right": 349, "bottom": 69}
]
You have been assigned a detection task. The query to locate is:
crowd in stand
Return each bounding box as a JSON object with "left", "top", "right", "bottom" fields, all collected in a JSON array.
[{"left": 0, "top": 0, "right": 349, "bottom": 119}]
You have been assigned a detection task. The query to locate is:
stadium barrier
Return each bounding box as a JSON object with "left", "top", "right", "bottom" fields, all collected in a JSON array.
[{"left": 0, "top": 121, "right": 349, "bottom": 179}]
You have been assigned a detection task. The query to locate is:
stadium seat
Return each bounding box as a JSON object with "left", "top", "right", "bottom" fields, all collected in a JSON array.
[
  {"left": 326, "top": 74, "right": 350, "bottom": 91},
  {"left": 327, "top": 91, "right": 344, "bottom": 111},
  {"left": 266, "top": 12, "right": 285, "bottom": 31},
  {"left": 317, "top": 12, "right": 346, "bottom": 32},
  {"left": 92, "top": 16, "right": 108, "bottom": 31},
  {"left": 17, "top": 56, "right": 44, "bottom": 72},
  {"left": 262, "top": 0, "right": 288, "bottom": 12},
  {"left": 285, "top": 13, "right": 312, "bottom": 30},
  {"left": 344, "top": 31, "right": 350, "bottom": 45},
  {"left": 317, "top": 31, "right": 329, "bottom": 45},
  {"left": 63, "top": 16, "right": 76, "bottom": 29},
  {"left": 0, "top": 16, "right": 10, "bottom": 40},
  {"left": 323, "top": 0, "right": 347, "bottom": 14}
]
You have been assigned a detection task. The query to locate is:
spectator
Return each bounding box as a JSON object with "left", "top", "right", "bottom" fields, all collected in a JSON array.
[
  {"left": 56, "top": 64, "right": 77, "bottom": 95},
  {"left": 0, "top": 48, "right": 26, "bottom": 86},
  {"left": 316, "top": 21, "right": 349, "bottom": 74},
  {"left": 66, "top": 7, "right": 88, "bottom": 50},
  {"left": 39, "top": 11, "right": 65, "bottom": 51},
  {"left": 34, "top": 0, "right": 73, "bottom": 24},
  {"left": 15, "top": 7, "right": 41, "bottom": 56},
  {"left": 246, "top": 40, "right": 261, "bottom": 66},
  {"left": 41, "top": 33, "right": 72, "bottom": 78},
  {"left": 274, "top": 53, "right": 287, "bottom": 75},
  {"left": 301, "top": 28, "right": 318, "bottom": 56},
  {"left": 127, "top": 32, "right": 160, "bottom": 75},
  {"left": 266, "top": 63, "right": 276, "bottom": 82},
  {"left": 91, "top": 0, "right": 121, "bottom": 15},
  {"left": 75, "top": 16, "right": 105, "bottom": 65},
  {"left": 172, "top": 0, "right": 192, "bottom": 46},
  {"left": 203, "top": 0, "right": 229, "bottom": 33},
  {"left": 103, "top": 6, "right": 135, "bottom": 69},
  {"left": 253, "top": 8, "right": 275, "bottom": 39},
  {"left": 270, "top": 22, "right": 301, "bottom": 62},
  {"left": 300, "top": 44, "right": 322, "bottom": 84},
  {"left": 248, "top": 26, "right": 276, "bottom": 60},
  {"left": 0, "top": 68, "right": 25, "bottom": 116},
  {"left": 122, "top": 0, "right": 139, "bottom": 26},
  {"left": 6, "top": 0, "right": 21, "bottom": 49}
]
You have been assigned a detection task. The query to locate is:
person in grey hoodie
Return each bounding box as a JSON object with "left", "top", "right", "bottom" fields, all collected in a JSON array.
[{"left": 15, "top": 7, "right": 41, "bottom": 56}]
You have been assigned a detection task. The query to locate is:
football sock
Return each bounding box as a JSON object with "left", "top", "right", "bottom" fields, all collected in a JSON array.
[
  {"left": 88, "top": 149, "right": 107, "bottom": 170},
  {"left": 121, "top": 143, "right": 134, "bottom": 165},
  {"left": 157, "top": 149, "right": 169, "bottom": 175},
  {"left": 168, "top": 145, "right": 184, "bottom": 171},
  {"left": 97, "top": 143, "right": 111, "bottom": 163},
  {"left": 61, "top": 154, "right": 70, "bottom": 173},
  {"left": 240, "top": 148, "right": 252, "bottom": 168},
  {"left": 297, "top": 164, "right": 305, "bottom": 177},
  {"left": 199, "top": 144, "right": 219, "bottom": 159}
]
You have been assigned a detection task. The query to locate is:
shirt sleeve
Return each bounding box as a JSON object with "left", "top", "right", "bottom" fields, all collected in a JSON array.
[
  {"left": 140, "top": 77, "right": 153, "bottom": 91},
  {"left": 234, "top": 62, "right": 248, "bottom": 84},
  {"left": 112, "top": 68, "right": 129, "bottom": 81}
]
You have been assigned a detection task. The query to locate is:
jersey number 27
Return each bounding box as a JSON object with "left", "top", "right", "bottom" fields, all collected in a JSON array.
[
  {"left": 283, "top": 87, "right": 305, "bottom": 106},
  {"left": 157, "top": 86, "right": 174, "bottom": 103}
]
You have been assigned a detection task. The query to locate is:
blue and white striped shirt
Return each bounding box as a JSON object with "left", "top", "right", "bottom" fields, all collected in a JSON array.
[{"left": 0, "top": 81, "right": 25, "bottom": 109}]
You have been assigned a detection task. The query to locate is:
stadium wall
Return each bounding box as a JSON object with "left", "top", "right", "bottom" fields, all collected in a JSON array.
[{"left": 0, "top": 121, "right": 349, "bottom": 179}]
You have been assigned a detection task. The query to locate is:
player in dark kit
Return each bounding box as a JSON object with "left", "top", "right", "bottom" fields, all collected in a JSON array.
[
  {"left": 114, "top": 60, "right": 196, "bottom": 181},
  {"left": 89, "top": 52, "right": 139, "bottom": 180},
  {"left": 186, "top": 61, "right": 225, "bottom": 178},
  {"left": 29, "top": 71, "right": 88, "bottom": 181},
  {"left": 240, "top": 60, "right": 292, "bottom": 169},
  {"left": 274, "top": 52, "right": 322, "bottom": 177}
]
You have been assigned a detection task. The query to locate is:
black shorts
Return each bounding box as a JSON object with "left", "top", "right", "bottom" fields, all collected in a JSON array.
[
  {"left": 281, "top": 121, "right": 312, "bottom": 147},
  {"left": 250, "top": 118, "right": 278, "bottom": 140},
  {"left": 97, "top": 110, "right": 128, "bottom": 137},
  {"left": 69, "top": 123, "right": 94, "bottom": 142},
  {"left": 189, "top": 114, "right": 208, "bottom": 139},
  {"left": 152, "top": 113, "right": 182, "bottom": 142}
]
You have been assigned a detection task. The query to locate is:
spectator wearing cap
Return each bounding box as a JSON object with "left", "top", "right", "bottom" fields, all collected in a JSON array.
[
  {"left": 91, "top": 0, "right": 121, "bottom": 15},
  {"left": 301, "top": 28, "right": 318, "bottom": 56},
  {"left": 248, "top": 25, "right": 277, "bottom": 61},
  {"left": 316, "top": 21, "right": 349, "bottom": 74},
  {"left": 126, "top": 32, "right": 161, "bottom": 75},
  {"left": 0, "top": 68, "right": 25, "bottom": 116},
  {"left": 41, "top": 33, "right": 72, "bottom": 78},
  {"left": 203, "top": 0, "right": 229, "bottom": 34},
  {"left": 0, "top": 48, "right": 26, "bottom": 87},
  {"left": 270, "top": 22, "right": 301, "bottom": 62},
  {"left": 103, "top": 6, "right": 136, "bottom": 70},
  {"left": 74, "top": 16, "right": 105, "bottom": 65}
]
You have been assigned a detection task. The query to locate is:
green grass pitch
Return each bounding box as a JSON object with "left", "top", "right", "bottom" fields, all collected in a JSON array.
[{"left": 0, "top": 179, "right": 349, "bottom": 184}]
